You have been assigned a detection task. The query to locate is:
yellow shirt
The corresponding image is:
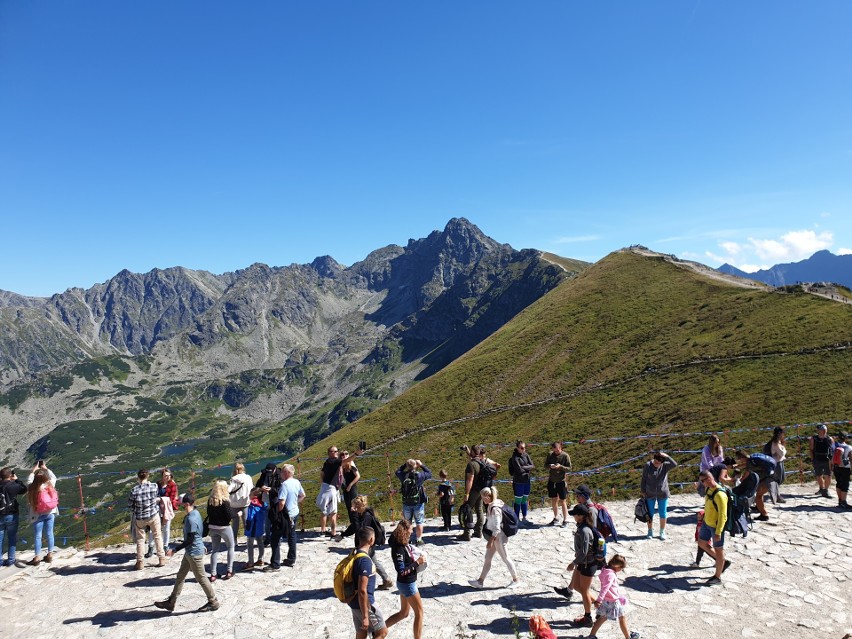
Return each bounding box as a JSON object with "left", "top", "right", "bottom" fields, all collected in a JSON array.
[{"left": 703, "top": 486, "right": 729, "bottom": 536}]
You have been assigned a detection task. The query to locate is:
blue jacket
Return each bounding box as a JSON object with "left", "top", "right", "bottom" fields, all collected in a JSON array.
[{"left": 245, "top": 499, "right": 268, "bottom": 538}]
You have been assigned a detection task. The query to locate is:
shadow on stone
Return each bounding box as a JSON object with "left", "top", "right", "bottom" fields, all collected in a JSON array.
[
  {"left": 123, "top": 575, "right": 182, "bottom": 588},
  {"left": 63, "top": 605, "right": 187, "bottom": 627},
  {"left": 470, "top": 591, "right": 563, "bottom": 612},
  {"left": 88, "top": 551, "right": 136, "bottom": 565},
  {"left": 417, "top": 582, "right": 475, "bottom": 598},
  {"left": 266, "top": 587, "right": 330, "bottom": 604},
  {"left": 51, "top": 564, "right": 130, "bottom": 576},
  {"left": 623, "top": 574, "right": 701, "bottom": 594}
]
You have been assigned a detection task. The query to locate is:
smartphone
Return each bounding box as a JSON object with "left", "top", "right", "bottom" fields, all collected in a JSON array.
[
  {"left": 37, "top": 459, "right": 45, "bottom": 467},
  {"left": 359, "top": 440, "right": 367, "bottom": 452}
]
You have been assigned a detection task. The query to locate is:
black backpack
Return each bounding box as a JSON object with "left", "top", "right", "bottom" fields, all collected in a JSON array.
[
  {"left": 401, "top": 473, "right": 421, "bottom": 506},
  {"left": 474, "top": 459, "right": 497, "bottom": 489},
  {"left": 500, "top": 504, "right": 518, "bottom": 537},
  {"left": 0, "top": 489, "right": 9, "bottom": 516}
]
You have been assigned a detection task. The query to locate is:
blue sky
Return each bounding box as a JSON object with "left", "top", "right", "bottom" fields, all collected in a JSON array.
[{"left": 2, "top": 1, "right": 851, "bottom": 296}]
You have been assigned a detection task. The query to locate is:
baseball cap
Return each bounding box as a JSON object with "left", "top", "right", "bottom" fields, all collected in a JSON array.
[{"left": 568, "top": 504, "right": 590, "bottom": 517}]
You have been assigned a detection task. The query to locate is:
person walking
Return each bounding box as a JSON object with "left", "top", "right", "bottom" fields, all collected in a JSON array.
[
  {"left": 545, "top": 442, "right": 571, "bottom": 527},
  {"left": 348, "top": 527, "right": 388, "bottom": 639},
  {"left": 467, "top": 486, "right": 521, "bottom": 589},
  {"left": 385, "top": 519, "right": 425, "bottom": 639},
  {"left": 556, "top": 503, "right": 600, "bottom": 628},
  {"left": 810, "top": 424, "right": 835, "bottom": 498},
  {"left": 155, "top": 494, "right": 220, "bottom": 613},
  {"left": 396, "top": 459, "right": 432, "bottom": 545},
  {"left": 266, "top": 463, "right": 305, "bottom": 569},
  {"left": 207, "top": 480, "right": 235, "bottom": 581},
  {"left": 0, "top": 467, "right": 28, "bottom": 567},
  {"left": 336, "top": 495, "right": 393, "bottom": 589},
  {"left": 640, "top": 451, "right": 677, "bottom": 540},
  {"left": 128, "top": 469, "right": 165, "bottom": 570},
  {"left": 26, "top": 464, "right": 59, "bottom": 566},
  {"left": 508, "top": 440, "right": 535, "bottom": 524},
  {"left": 587, "top": 554, "right": 641, "bottom": 639},
  {"left": 832, "top": 432, "right": 852, "bottom": 509},
  {"left": 228, "top": 462, "right": 253, "bottom": 542},
  {"left": 457, "top": 445, "right": 498, "bottom": 541},
  {"left": 697, "top": 470, "right": 731, "bottom": 585}
]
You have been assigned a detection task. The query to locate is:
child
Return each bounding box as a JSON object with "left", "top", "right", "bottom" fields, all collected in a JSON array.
[
  {"left": 690, "top": 509, "right": 705, "bottom": 567},
  {"left": 243, "top": 488, "right": 267, "bottom": 569},
  {"left": 588, "top": 554, "right": 639, "bottom": 639},
  {"left": 436, "top": 470, "right": 455, "bottom": 531}
]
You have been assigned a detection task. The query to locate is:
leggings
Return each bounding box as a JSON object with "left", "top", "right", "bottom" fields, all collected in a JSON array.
[
  {"left": 247, "top": 536, "right": 265, "bottom": 564},
  {"left": 478, "top": 532, "right": 518, "bottom": 583},
  {"left": 209, "top": 526, "right": 235, "bottom": 575},
  {"left": 513, "top": 482, "right": 531, "bottom": 518},
  {"left": 645, "top": 497, "right": 669, "bottom": 520}
]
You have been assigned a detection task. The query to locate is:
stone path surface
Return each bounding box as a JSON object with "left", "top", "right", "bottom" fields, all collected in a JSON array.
[{"left": 1, "top": 482, "right": 849, "bottom": 639}]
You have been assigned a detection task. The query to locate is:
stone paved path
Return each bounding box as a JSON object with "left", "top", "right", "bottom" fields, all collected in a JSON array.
[{"left": 1, "top": 482, "right": 849, "bottom": 639}]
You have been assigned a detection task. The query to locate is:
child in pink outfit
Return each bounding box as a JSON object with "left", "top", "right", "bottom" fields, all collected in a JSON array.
[{"left": 588, "top": 554, "right": 640, "bottom": 639}]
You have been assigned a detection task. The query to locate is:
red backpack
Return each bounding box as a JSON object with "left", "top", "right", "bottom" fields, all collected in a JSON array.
[{"left": 529, "top": 615, "right": 558, "bottom": 639}]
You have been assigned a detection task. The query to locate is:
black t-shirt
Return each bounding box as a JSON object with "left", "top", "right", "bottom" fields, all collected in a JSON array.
[
  {"left": 343, "top": 467, "right": 358, "bottom": 494},
  {"left": 322, "top": 458, "right": 343, "bottom": 486}
]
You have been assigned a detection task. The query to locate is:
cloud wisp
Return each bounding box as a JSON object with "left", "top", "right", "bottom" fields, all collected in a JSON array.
[{"left": 705, "top": 229, "right": 837, "bottom": 272}]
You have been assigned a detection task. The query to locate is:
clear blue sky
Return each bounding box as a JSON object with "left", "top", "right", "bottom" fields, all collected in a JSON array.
[{"left": 2, "top": 1, "right": 850, "bottom": 296}]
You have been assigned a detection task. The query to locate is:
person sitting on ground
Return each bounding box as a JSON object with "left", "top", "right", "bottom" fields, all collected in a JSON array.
[
  {"left": 587, "top": 554, "right": 640, "bottom": 639},
  {"left": 832, "top": 432, "right": 852, "bottom": 509},
  {"left": 395, "top": 459, "right": 432, "bottom": 545},
  {"left": 243, "top": 487, "right": 267, "bottom": 570},
  {"left": 337, "top": 495, "right": 393, "bottom": 590},
  {"left": 155, "top": 494, "right": 220, "bottom": 613},
  {"left": 508, "top": 440, "right": 535, "bottom": 524},
  {"left": 468, "top": 486, "right": 521, "bottom": 589},
  {"left": 207, "top": 480, "right": 235, "bottom": 581},
  {"left": 385, "top": 519, "right": 425, "bottom": 639},
  {"left": 640, "top": 451, "right": 677, "bottom": 540},
  {"left": 545, "top": 442, "right": 572, "bottom": 527},
  {"left": 697, "top": 470, "right": 731, "bottom": 585}
]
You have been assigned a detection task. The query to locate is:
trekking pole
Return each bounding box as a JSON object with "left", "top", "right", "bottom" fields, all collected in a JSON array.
[{"left": 77, "top": 473, "right": 90, "bottom": 552}]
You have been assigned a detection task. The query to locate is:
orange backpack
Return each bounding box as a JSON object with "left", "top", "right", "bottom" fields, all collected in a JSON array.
[{"left": 529, "top": 614, "right": 558, "bottom": 639}]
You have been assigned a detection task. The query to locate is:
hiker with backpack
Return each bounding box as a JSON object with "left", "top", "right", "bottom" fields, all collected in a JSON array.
[
  {"left": 26, "top": 464, "right": 59, "bottom": 566},
  {"left": 257, "top": 462, "right": 282, "bottom": 544},
  {"left": 545, "top": 441, "right": 572, "bottom": 527},
  {"left": 697, "top": 470, "right": 732, "bottom": 585},
  {"left": 337, "top": 495, "right": 393, "bottom": 590},
  {"left": 467, "top": 486, "right": 521, "bottom": 589},
  {"left": 385, "top": 519, "right": 425, "bottom": 639},
  {"left": 436, "top": 469, "right": 455, "bottom": 531},
  {"left": 343, "top": 527, "right": 388, "bottom": 639},
  {"left": 831, "top": 432, "right": 851, "bottom": 509},
  {"left": 588, "top": 554, "right": 641, "bottom": 639},
  {"left": 458, "top": 444, "right": 499, "bottom": 541},
  {"left": 508, "top": 440, "right": 535, "bottom": 524},
  {"left": 0, "top": 466, "right": 28, "bottom": 567},
  {"left": 748, "top": 451, "right": 779, "bottom": 522},
  {"left": 556, "top": 503, "right": 604, "bottom": 628},
  {"left": 810, "top": 424, "right": 835, "bottom": 498},
  {"left": 576, "top": 484, "right": 619, "bottom": 542},
  {"left": 396, "top": 459, "right": 432, "bottom": 545},
  {"left": 639, "top": 451, "right": 677, "bottom": 540}
]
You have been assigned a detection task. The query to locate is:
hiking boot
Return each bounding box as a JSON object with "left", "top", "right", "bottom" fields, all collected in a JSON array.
[
  {"left": 44, "top": 553, "right": 53, "bottom": 564},
  {"left": 821, "top": 489, "right": 831, "bottom": 498},
  {"left": 154, "top": 599, "right": 175, "bottom": 612},
  {"left": 197, "top": 600, "right": 220, "bottom": 612},
  {"left": 471, "top": 530, "right": 482, "bottom": 539},
  {"left": 776, "top": 497, "right": 786, "bottom": 504},
  {"left": 282, "top": 559, "right": 295, "bottom": 567},
  {"left": 722, "top": 559, "right": 732, "bottom": 573},
  {"left": 553, "top": 586, "right": 573, "bottom": 600},
  {"left": 144, "top": 548, "right": 153, "bottom": 559},
  {"left": 840, "top": 501, "right": 851, "bottom": 509},
  {"left": 560, "top": 519, "right": 568, "bottom": 528},
  {"left": 457, "top": 532, "right": 471, "bottom": 541},
  {"left": 756, "top": 514, "right": 769, "bottom": 521},
  {"left": 705, "top": 576, "right": 722, "bottom": 585},
  {"left": 134, "top": 561, "right": 144, "bottom": 571},
  {"left": 378, "top": 580, "right": 394, "bottom": 590},
  {"left": 572, "top": 613, "right": 593, "bottom": 627},
  {"left": 157, "top": 557, "right": 167, "bottom": 567},
  {"left": 548, "top": 518, "right": 558, "bottom": 526},
  {"left": 27, "top": 557, "right": 41, "bottom": 566}
]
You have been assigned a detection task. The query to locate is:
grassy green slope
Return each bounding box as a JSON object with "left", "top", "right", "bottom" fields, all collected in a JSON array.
[{"left": 298, "top": 251, "right": 852, "bottom": 513}]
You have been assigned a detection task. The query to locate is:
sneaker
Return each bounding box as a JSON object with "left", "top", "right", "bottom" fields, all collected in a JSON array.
[
  {"left": 243, "top": 562, "right": 255, "bottom": 571},
  {"left": 629, "top": 632, "right": 641, "bottom": 639},
  {"left": 507, "top": 580, "right": 522, "bottom": 589},
  {"left": 776, "top": 497, "right": 786, "bottom": 504},
  {"left": 560, "top": 519, "right": 568, "bottom": 528},
  {"left": 705, "top": 576, "right": 722, "bottom": 585},
  {"left": 573, "top": 613, "right": 593, "bottom": 627},
  {"left": 722, "top": 559, "right": 732, "bottom": 573},
  {"left": 457, "top": 533, "right": 471, "bottom": 541},
  {"left": 646, "top": 529, "right": 654, "bottom": 539},
  {"left": 416, "top": 539, "right": 425, "bottom": 547},
  {"left": 377, "top": 581, "right": 394, "bottom": 590},
  {"left": 756, "top": 514, "right": 769, "bottom": 521},
  {"left": 553, "top": 586, "right": 573, "bottom": 600},
  {"left": 468, "top": 579, "right": 484, "bottom": 589},
  {"left": 821, "top": 489, "right": 831, "bottom": 499},
  {"left": 197, "top": 601, "right": 220, "bottom": 612},
  {"left": 154, "top": 599, "right": 175, "bottom": 612},
  {"left": 262, "top": 565, "right": 280, "bottom": 572},
  {"left": 659, "top": 530, "right": 666, "bottom": 541},
  {"left": 689, "top": 561, "right": 700, "bottom": 568},
  {"left": 44, "top": 553, "right": 53, "bottom": 564},
  {"left": 548, "top": 518, "right": 558, "bottom": 526},
  {"left": 282, "top": 559, "right": 295, "bottom": 567},
  {"left": 471, "top": 531, "right": 482, "bottom": 539},
  {"left": 27, "top": 557, "right": 41, "bottom": 566}
]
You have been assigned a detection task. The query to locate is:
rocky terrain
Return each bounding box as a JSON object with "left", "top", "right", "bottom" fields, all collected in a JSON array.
[{"left": 0, "top": 482, "right": 847, "bottom": 639}]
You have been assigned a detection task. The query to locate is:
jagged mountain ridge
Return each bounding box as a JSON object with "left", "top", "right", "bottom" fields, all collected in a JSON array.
[{"left": 718, "top": 250, "right": 852, "bottom": 288}]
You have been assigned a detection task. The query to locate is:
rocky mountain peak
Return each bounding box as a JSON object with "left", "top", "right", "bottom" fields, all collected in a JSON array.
[{"left": 310, "top": 255, "right": 344, "bottom": 279}]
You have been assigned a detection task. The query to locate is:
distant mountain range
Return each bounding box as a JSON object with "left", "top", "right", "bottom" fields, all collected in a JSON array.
[{"left": 718, "top": 250, "right": 852, "bottom": 288}]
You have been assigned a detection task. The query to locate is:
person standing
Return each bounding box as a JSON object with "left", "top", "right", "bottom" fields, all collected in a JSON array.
[
  {"left": 468, "top": 486, "right": 521, "bottom": 589},
  {"left": 0, "top": 467, "right": 28, "bottom": 567},
  {"left": 810, "top": 424, "right": 835, "bottom": 498},
  {"left": 698, "top": 435, "right": 724, "bottom": 497},
  {"left": 228, "top": 462, "right": 253, "bottom": 542},
  {"left": 436, "top": 470, "right": 454, "bottom": 531},
  {"left": 764, "top": 427, "right": 787, "bottom": 503},
  {"left": 573, "top": 484, "right": 599, "bottom": 528},
  {"left": 508, "top": 441, "right": 535, "bottom": 524},
  {"left": 545, "top": 442, "right": 572, "bottom": 527},
  {"left": 396, "top": 459, "right": 432, "bottom": 545},
  {"left": 697, "top": 470, "right": 731, "bottom": 585},
  {"left": 257, "top": 462, "right": 282, "bottom": 544},
  {"left": 207, "top": 480, "right": 235, "bottom": 580},
  {"left": 832, "top": 432, "right": 852, "bottom": 509},
  {"left": 243, "top": 488, "right": 267, "bottom": 569},
  {"left": 266, "top": 464, "right": 305, "bottom": 569},
  {"left": 128, "top": 469, "right": 165, "bottom": 570},
  {"left": 317, "top": 446, "right": 351, "bottom": 537},
  {"left": 349, "top": 527, "right": 388, "bottom": 639},
  {"left": 640, "top": 451, "right": 677, "bottom": 540},
  {"left": 458, "top": 445, "right": 498, "bottom": 541},
  {"left": 157, "top": 468, "right": 179, "bottom": 551},
  {"left": 341, "top": 452, "right": 361, "bottom": 522},
  {"left": 26, "top": 463, "right": 59, "bottom": 566},
  {"left": 385, "top": 519, "right": 425, "bottom": 639},
  {"left": 155, "top": 494, "right": 220, "bottom": 613}
]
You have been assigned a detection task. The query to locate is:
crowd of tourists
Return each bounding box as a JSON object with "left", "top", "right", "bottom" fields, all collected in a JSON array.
[{"left": 0, "top": 424, "right": 850, "bottom": 638}]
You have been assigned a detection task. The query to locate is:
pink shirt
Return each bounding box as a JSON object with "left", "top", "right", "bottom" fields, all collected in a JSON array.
[{"left": 595, "top": 568, "right": 625, "bottom": 604}]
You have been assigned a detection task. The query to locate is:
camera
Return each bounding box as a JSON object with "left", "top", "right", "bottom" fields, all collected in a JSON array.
[{"left": 359, "top": 440, "right": 367, "bottom": 452}]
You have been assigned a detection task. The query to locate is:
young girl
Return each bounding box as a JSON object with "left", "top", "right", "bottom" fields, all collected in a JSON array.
[
  {"left": 27, "top": 466, "right": 59, "bottom": 565},
  {"left": 589, "top": 554, "right": 640, "bottom": 639},
  {"left": 436, "top": 469, "right": 454, "bottom": 531},
  {"left": 385, "top": 519, "right": 425, "bottom": 639},
  {"left": 690, "top": 510, "right": 705, "bottom": 567},
  {"left": 243, "top": 488, "right": 267, "bottom": 569}
]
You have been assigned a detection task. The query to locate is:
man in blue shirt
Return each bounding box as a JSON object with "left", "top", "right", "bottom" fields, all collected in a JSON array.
[
  {"left": 349, "top": 527, "right": 387, "bottom": 638},
  {"left": 265, "top": 464, "right": 306, "bottom": 570},
  {"left": 155, "top": 494, "right": 220, "bottom": 612}
]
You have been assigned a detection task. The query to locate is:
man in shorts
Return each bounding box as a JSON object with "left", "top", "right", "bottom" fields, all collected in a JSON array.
[
  {"left": 350, "top": 527, "right": 387, "bottom": 639},
  {"left": 545, "top": 442, "right": 571, "bottom": 526},
  {"left": 832, "top": 432, "right": 851, "bottom": 509},
  {"left": 395, "top": 458, "right": 432, "bottom": 545},
  {"left": 317, "top": 447, "right": 353, "bottom": 537},
  {"left": 698, "top": 471, "right": 731, "bottom": 585},
  {"left": 810, "top": 424, "right": 835, "bottom": 498}
]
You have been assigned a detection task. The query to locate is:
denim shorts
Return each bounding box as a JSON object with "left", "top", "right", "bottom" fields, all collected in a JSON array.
[
  {"left": 403, "top": 503, "right": 425, "bottom": 525},
  {"left": 397, "top": 580, "right": 418, "bottom": 598},
  {"left": 698, "top": 522, "right": 725, "bottom": 548}
]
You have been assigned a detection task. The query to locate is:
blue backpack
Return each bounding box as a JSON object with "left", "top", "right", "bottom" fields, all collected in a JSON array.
[
  {"left": 590, "top": 501, "right": 619, "bottom": 542},
  {"left": 747, "top": 453, "right": 777, "bottom": 479}
]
